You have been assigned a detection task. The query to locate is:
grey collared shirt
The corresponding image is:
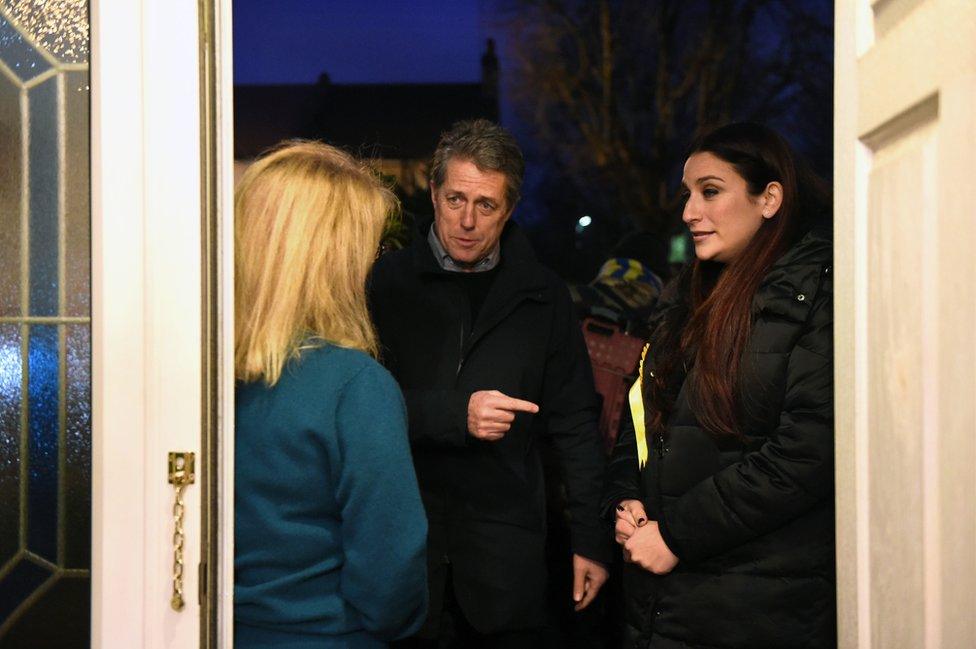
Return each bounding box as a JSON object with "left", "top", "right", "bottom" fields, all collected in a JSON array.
[{"left": 427, "top": 225, "right": 500, "bottom": 272}]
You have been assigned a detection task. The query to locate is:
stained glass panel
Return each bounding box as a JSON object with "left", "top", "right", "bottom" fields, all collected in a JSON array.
[
  {"left": 27, "top": 76, "right": 58, "bottom": 318},
  {"left": 64, "top": 70, "right": 89, "bottom": 317},
  {"left": 2, "top": 575, "right": 90, "bottom": 646},
  {"left": 0, "top": 72, "right": 21, "bottom": 317},
  {"left": 0, "top": 0, "right": 89, "bottom": 644},
  {"left": 0, "top": 559, "right": 50, "bottom": 624},
  {"left": 64, "top": 324, "right": 89, "bottom": 569},
  {"left": 0, "top": 14, "right": 51, "bottom": 83},
  {"left": 26, "top": 324, "right": 57, "bottom": 561},
  {"left": 0, "top": 324, "right": 22, "bottom": 566},
  {"left": 0, "top": 0, "right": 89, "bottom": 64}
]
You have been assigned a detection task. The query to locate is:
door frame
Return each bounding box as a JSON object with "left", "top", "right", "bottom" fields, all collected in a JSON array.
[{"left": 213, "top": 0, "right": 237, "bottom": 643}]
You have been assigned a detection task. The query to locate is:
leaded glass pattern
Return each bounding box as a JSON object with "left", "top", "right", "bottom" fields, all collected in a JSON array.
[{"left": 0, "top": 1, "right": 90, "bottom": 644}]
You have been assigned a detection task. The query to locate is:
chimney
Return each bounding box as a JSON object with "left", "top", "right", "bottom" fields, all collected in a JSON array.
[{"left": 480, "top": 38, "right": 499, "bottom": 120}]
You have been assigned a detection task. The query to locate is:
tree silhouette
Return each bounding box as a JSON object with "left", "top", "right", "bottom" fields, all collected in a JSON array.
[{"left": 497, "top": 0, "right": 832, "bottom": 237}]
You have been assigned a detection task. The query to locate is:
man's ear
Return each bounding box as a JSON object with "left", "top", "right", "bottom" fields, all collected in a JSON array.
[
  {"left": 430, "top": 182, "right": 438, "bottom": 209},
  {"left": 761, "top": 181, "right": 783, "bottom": 219}
]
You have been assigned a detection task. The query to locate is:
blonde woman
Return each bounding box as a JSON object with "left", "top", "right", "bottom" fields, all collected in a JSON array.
[{"left": 234, "top": 141, "right": 428, "bottom": 648}]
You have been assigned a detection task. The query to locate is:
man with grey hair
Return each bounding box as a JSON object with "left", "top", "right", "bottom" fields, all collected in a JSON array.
[{"left": 370, "top": 119, "right": 610, "bottom": 646}]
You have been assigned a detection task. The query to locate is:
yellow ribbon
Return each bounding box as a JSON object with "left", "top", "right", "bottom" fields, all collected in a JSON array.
[{"left": 629, "top": 343, "right": 650, "bottom": 469}]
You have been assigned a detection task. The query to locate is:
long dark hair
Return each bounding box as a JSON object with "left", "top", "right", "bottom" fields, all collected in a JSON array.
[{"left": 647, "top": 123, "right": 829, "bottom": 440}]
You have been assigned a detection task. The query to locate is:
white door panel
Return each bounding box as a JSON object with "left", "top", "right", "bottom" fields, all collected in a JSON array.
[
  {"left": 92, "top": 0, "right": 234, "bottom": 646},
  {"left": 92, "top": 0, "right": 202, "bottom": 644},
  {"left": 835, "top": 1, "right": 976, "bottom": 647}
]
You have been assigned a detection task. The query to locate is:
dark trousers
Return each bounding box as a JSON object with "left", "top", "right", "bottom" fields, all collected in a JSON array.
[
  {"left": 541, "top": 440, "right": 615, "bottom": 649},
  {"left": 393, "top": 566, "right": 546, "bottom": 649}
]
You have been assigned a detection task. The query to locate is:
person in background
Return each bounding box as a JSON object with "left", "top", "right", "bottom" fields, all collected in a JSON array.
[
  {"left": 557, "top": 231, "right": 669, "bottom": 648},
  {"left": 234, "top": 141, "right": 428, "bottom": 648},
  {"left": 570, "top": 230, "right": 669, "bottom": 335},
  {"left": 570, "top": 229, "right": 670, "bottom": 455},
  {"left": 604, "top": 123, "right": 835, "bottom": 648},
  {"left": 370, "top": 119, "right": 611, "bottom": 648}
]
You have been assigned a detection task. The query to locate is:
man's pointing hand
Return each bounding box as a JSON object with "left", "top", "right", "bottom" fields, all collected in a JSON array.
[{"left": 467, "top": 390, "right": 539, "bottom": 441}]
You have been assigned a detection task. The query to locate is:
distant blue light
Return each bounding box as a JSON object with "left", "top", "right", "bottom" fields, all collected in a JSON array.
[{"left": 578, "top": 215, "right": 592, "bottom": 227}]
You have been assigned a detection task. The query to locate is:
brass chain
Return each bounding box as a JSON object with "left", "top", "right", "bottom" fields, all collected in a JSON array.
[
  {"left": 171, "top": 483, "right": 187, "bottom": 611},
  {"left": 167, "top": 451, "right": 194, "bottom": 612}
]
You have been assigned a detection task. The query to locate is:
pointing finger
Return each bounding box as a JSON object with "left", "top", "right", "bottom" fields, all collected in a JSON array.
[{"left": 499, "top": 396, "right": 540, "bottom": 414}]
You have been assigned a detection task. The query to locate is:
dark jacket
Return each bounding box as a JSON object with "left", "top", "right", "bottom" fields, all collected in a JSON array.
[
  {"left": 603, "top": 231, "right": 835, "bottom": 649},
  {"left": 369, "top": 221, "right": 611, "bottom": 634}
]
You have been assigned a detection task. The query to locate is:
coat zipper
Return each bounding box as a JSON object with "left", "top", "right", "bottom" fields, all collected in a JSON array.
[
  {"left": 456, "top": 290, "right": 544, "bottom": 378},
  {"left": 456, "top": 327, "right": 465, "bottom": 377}
]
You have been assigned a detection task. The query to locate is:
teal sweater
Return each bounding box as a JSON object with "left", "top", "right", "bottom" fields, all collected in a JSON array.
[{"left": 235, "top": 344, "right": 428, "bottom": 648}]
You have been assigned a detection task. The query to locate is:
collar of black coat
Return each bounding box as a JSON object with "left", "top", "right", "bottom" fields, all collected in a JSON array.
[
  {"left": 410, "top": 217, "right": 543, "bottom": 279},
  {"left": 752, "top": 227, "right": 833, "bottom": 320},
  {"left": 426, "top": 224, "right": 500, "bottom": 272},
  {"left": 655, "top": 227, "right": 832, "bottom": 323},
  {"left": 408, "top": 218, "right": 551, "bottom": 334}
]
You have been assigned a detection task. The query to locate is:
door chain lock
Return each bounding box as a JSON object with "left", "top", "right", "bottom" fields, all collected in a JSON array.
[{"left": 168, "top": 452, "right": 195, "bottom": 611}]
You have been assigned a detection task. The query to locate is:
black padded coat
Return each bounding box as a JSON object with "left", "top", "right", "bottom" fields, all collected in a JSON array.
[{"left": 603, "top": 230, "right": 835, "bottom": 649}]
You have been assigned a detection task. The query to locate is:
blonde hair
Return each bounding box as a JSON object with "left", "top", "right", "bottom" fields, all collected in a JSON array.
[{"left": 235, "top": 140, "right": 395, "bottom": 385}]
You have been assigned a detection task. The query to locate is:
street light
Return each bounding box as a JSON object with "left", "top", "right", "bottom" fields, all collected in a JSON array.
[{"left": 575, "top": 215, "right": 592, "bottom": 235}]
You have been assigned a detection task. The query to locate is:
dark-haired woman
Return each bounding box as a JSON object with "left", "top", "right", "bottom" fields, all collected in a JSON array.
[{"left": 603, "top": 123, "right": 834, "bottom": 649}]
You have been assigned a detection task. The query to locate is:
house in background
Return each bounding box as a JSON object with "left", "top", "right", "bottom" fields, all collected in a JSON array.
[{"left": 233, "top": 39, "right": 500, "bottom": 195}]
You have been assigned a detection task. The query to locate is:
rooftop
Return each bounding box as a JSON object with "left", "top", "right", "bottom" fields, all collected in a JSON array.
[{"left": 234, "top": 80, "right": 499, "bottom": 160}]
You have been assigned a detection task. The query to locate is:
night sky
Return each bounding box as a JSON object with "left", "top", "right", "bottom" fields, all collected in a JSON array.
[
  {"left": 233, "top": 0, "right": 490, "bottom": 84},
  {"left": 232, "top": 0, "right": 833, "bottom": 279}
]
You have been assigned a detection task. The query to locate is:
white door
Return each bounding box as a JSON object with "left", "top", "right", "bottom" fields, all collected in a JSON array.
[
  {"left": 90, "top": 0, "right": 235, "bottom": 647},
  {"left": 834, "top": 1, "right": 976, "bottom": 647}
]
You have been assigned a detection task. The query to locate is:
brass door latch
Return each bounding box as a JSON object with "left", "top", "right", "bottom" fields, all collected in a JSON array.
[{"left": 168, "top": 452, "right": 195, "bottom": 611}]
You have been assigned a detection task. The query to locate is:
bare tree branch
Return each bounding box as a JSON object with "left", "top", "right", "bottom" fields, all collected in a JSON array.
[{"left": 495, "top": 0, "right": 832, "bottom": 237}]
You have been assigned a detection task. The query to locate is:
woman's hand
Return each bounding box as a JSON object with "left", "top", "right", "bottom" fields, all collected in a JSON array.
[
  {"left": 614, "top": 499, "right": 648, "bottom": 545},
  {"left": 623, "top": 521, "right": 678, "bottom": 575}
]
